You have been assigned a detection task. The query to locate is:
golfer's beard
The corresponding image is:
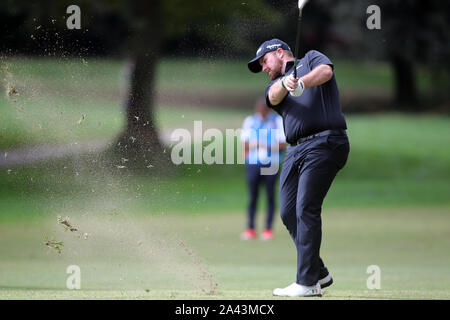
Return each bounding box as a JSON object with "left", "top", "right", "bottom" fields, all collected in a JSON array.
[
  {"left": 269, "top": 69, "right": 283, "bottom": 81},
  {"left": 268, "top": 61, "right": 283, "bottom": 80}
]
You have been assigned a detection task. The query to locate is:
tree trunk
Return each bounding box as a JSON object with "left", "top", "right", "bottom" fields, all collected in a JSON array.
[
  {"left": 112, "top": 0, "right": 169, "bottom": 170},
  {"left": 115, "top": 55, "right": 164, "bottom": 166},
  {"left": 391, "top": 54, "right": 417, "bottom": 109}
]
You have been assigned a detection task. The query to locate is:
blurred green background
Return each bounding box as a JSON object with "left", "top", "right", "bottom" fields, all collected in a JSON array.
[{"left": 1, "top": 57, "right": 449, "bottom": 300}]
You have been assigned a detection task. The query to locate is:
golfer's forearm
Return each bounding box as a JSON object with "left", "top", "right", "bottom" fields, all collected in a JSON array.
[
  {"left": 299, "top": 64, "right": 333, "bottom": 89},
  {"left": 268, "top": 79, "right": 288, "bottom": 106}
]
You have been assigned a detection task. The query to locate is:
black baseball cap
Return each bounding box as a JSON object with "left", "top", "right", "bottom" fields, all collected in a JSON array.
[{"left": 248, "top": 39, "right": 292, "bottom": 73}]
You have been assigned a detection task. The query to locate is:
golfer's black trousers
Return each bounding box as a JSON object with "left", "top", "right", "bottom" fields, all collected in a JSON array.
[{"left": 279, "top": 133, "right": 349, "bottom": 286}]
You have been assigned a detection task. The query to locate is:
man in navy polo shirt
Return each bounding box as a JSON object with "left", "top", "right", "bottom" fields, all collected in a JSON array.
[{"left": 248, "top": 39, "right": 350, "bottom": 297}]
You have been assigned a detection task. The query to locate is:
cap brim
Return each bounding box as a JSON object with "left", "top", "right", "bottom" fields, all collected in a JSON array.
[{"left": 248, "top": 56, "right": 263, "bottom": 73}]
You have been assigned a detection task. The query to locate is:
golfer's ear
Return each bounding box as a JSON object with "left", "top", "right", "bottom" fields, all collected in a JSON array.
[{"left": 276, "top": 48, "right": 284, "bottom": 57}]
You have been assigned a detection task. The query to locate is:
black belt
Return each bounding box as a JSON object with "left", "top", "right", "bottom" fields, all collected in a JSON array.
[{"left": 294, "top": 129, "right": 347, "bottom": 145}]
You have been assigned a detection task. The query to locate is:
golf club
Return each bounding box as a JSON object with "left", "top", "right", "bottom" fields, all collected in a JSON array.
[{"left": 293, "top": 0, "right": 309, "bottom": 79}]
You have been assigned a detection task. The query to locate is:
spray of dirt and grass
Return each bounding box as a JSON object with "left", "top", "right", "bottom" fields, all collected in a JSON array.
[{"left": 1, "top": 54, "right": 222, "bottom": 297}]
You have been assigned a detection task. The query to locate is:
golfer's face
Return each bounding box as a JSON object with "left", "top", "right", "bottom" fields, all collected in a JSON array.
[{"left": 259, "top": 52, "right": 283, "bottom": 81}]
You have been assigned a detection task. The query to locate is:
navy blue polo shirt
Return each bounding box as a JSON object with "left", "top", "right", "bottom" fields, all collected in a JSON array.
[{"left": 265, "top": 50, "right": 347, "bottom": 144}]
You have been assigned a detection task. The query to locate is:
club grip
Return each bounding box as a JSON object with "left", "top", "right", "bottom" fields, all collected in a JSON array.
[
  {"left": 293, "top": 10, "right": 303, "bottom": 80},
  {"left": 294, "top": 60, "right": 297, "bottom": 78}
]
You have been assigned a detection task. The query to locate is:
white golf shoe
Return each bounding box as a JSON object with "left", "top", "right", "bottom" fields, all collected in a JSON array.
[{"left": 272, "top": 282, "right": 322, "bottom": 297}]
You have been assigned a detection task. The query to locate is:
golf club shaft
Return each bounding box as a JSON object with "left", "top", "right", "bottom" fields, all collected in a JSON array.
[{"left": 293, "top": 9, "right": 303, "bottom": 79}]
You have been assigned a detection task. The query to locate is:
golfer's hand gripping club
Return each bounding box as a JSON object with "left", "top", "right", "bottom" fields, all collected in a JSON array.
[{"left": 282, "top": 74, "right": 305, "bottom": 97}]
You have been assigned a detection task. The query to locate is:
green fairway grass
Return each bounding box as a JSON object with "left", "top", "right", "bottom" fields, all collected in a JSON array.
[
  {"left": 0, "top": 209, "right": 449, "bottom": 299},
  {"left": 1, "top": 111, "right": 449, "bottom": 221}
]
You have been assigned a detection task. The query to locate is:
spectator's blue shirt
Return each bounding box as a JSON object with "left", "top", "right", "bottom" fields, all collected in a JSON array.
[{"left": 241, "top": 112, "right": 286, "bottom": 165}]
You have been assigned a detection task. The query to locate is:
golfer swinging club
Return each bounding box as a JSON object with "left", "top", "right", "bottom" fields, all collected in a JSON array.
[{"left": 248, "top": 38, "right": 350, "bottom": 296}]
